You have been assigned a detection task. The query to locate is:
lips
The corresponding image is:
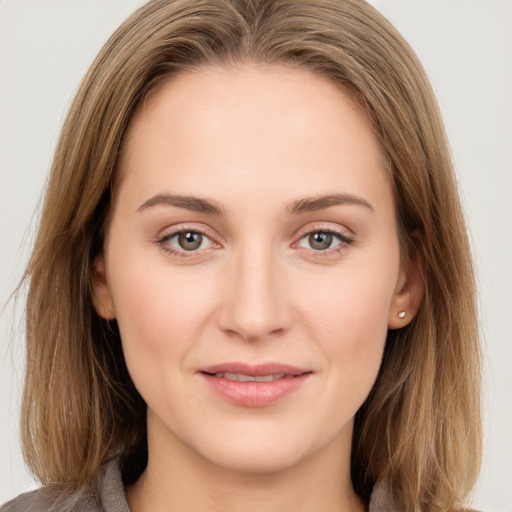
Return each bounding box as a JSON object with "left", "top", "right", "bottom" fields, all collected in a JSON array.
[{"left": 197, "top": 362, "right": 312, "bottom": 407}]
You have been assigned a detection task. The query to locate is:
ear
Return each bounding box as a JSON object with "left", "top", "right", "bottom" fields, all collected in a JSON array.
[
  {"left": 91, "top": 254, "right": 116, "bottom": 320},
  {"left": 388, "top": 250, "right": 423, "bottom": 329}
]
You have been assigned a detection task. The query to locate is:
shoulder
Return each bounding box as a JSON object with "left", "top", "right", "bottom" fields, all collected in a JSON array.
[
  {"left": 1, "top": 489, "right": 42, "bottom": 512},
  {"left": 368, "top": 481, "right": 483, "bottom": 512},
  {"left": 368, "top": 480, "right": 398, "bottom": 512},
  {"left": 0, "top": 485, "right": 101, "bottom": 512},
  {"left": 0, "top": 456, "right": 126, "bottom": 512}
]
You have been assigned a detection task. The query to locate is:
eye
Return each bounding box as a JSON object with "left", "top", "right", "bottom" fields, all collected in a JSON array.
[
  {"left": 159, "top": 229, "right": 215, "bottom": 253},
  {"left": 298, "top": 230, "right": 352, "bottom": 251},
  {"left": 174, "top": 231, "right": 208, "bottom": 251}
]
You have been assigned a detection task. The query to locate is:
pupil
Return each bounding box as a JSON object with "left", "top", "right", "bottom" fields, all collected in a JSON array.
[
  {"left": 178, "top": 232, "right": 202, "bottom": 250},
  {"left": 309, "top": 232, "right": 332, "bottom": 250}
]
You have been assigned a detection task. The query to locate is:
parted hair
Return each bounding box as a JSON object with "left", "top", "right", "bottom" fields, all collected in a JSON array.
[{"left": 20, "top": 1, "right": 481, "bottom": 510}]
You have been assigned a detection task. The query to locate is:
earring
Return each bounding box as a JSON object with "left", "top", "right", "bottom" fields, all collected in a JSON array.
[{"left": 397, "top": 311, "right": 406, "bottom": 319}]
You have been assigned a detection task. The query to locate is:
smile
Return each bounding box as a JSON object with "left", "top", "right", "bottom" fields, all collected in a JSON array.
[{"left": 198, "top": 363, "right": 312, "bottom": 407}]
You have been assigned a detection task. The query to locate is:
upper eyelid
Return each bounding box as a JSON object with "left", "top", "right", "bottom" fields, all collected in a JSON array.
[
  {"left": 296, "top": 230, "right": 353, "bottom": 248},
  {"left": 299, "top": 227, "right": 350, "bottom": 238},
  {"left": 159, "top": 223, "right": 217, "bottom": 240},
  {"left": 293, "top": 221, "right": 354, "bottom": 239},
  {"left": 159, "top": 225, "right": 351, "bottom": 237}
]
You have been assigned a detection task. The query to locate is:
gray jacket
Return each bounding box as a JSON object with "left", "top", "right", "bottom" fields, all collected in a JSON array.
[{"left": 1, "top": 457, "right": 398, "bottom": 512}]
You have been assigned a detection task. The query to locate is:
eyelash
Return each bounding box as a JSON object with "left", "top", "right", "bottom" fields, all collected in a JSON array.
[
  {"left": 154, "top": 226, "right": 354, "bottom": 259},
  {"left": 154, "top": 226, "right": 215, "bottom": 259},
  {"left": 296, "top": 228, "right": 354, "bottom": 258}
]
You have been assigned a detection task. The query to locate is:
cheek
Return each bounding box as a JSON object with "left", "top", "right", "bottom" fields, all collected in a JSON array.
[
  {"left": 294, "top": 260, "right": 398, "bottom": 378},
  {"left": 107, "top": 261, "right": 224, "bottom": 419},
  {"left": 108, "top": 260, "right": 218, "bottom": 365},
  {"left": 297, "top": 265, "right": 395, "bottom": 336},
  {"left": 300, "top": 273, "right": 393, "bottom": 424}
]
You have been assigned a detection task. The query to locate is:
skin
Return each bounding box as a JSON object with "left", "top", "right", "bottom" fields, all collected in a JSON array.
[{"left": 93, "top": 64, "right": 421, "bottom": 512}]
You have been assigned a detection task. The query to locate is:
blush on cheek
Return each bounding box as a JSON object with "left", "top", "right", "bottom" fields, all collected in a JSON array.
[
  {"left": 301, "top": 274, "right": 391, "bottom": 383},
  {"left": 112, "top": 268, "right": 217, "bottom": 356}
]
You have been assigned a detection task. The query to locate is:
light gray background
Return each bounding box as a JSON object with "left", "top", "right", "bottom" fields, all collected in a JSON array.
[{"left": 1, "top": 1, "right": 511, "bottom": 509}]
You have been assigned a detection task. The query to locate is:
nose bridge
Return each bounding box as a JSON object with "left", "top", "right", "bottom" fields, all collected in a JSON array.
[{"left": 218, "top": 238, "right": 291, "bottom": 340}]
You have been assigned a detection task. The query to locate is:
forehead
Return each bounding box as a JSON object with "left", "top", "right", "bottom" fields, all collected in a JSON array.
[{"left": 116, "top": 64, "right": 390, "bottom": 212}]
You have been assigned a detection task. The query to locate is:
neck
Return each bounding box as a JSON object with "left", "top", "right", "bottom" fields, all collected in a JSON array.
[{"left": 127, "top": 419, "right": 365, "bottom": 512}]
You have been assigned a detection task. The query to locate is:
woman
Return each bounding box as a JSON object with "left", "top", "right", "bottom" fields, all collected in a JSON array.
[{"left": 2, "top": 0, "right": 481, "bottom": 511}]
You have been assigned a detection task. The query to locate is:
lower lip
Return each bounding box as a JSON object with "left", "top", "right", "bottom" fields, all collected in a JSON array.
[{"left": 199, "top": 373, "right": 311, "bottom": 407}]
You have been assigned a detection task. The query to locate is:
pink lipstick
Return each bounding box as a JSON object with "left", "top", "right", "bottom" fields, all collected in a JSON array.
[{"left": 198, "top": 362, "right": 312, "bottom": 407}]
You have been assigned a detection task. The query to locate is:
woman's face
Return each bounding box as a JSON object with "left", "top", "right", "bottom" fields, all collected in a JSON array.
[{"left": 94, "top": 65, "right": 416, "bottom": 474}]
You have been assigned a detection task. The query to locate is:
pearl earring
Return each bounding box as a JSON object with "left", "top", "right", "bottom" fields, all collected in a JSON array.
[{"left": 397, "top": 311, "right": 406, "bottom": 319}]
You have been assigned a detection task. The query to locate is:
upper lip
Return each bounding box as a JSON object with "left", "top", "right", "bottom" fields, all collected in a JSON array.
[{"left": 198, "top": 362, "right": 310, "bottom": 377}]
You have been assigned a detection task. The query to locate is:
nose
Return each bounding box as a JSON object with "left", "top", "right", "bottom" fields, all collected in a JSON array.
[{"left": 217, "top": 245, "right": 293, "bottom": 342}]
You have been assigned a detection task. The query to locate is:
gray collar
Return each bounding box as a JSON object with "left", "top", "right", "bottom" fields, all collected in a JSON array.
[{"left": 99, "top": 456, "right": 398, "bottom": 512}]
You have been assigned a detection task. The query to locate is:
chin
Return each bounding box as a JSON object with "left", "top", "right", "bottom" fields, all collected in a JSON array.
[
  {"left": 184, "top": 421, "right": 344, "bottom": 476},
  {"left": 202, "top": 442, "right": 310, "bottom": 475}
]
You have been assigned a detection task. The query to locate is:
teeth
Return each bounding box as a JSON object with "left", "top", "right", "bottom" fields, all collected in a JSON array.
[
  {"left": 214, "top": 372, "right": 286, "bottom": 382},
  {"left": 254, "top": 374, "right": 284, "bottom": 382}
]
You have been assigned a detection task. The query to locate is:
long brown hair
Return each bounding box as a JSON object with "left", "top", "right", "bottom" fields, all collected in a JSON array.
[{"left": 20, "top": 1, "right": 481, "bottom": 510}]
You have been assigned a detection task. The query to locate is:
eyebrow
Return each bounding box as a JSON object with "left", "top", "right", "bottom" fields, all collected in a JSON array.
[
  {"left": 287, "top": 194, "right": 374, "bottom": 214},
  {"left": 137, "top": 194, "right": 225, "bottom": 215},
  {"left": 137, "top": 192, "right": 374, "bottom": 216}
]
